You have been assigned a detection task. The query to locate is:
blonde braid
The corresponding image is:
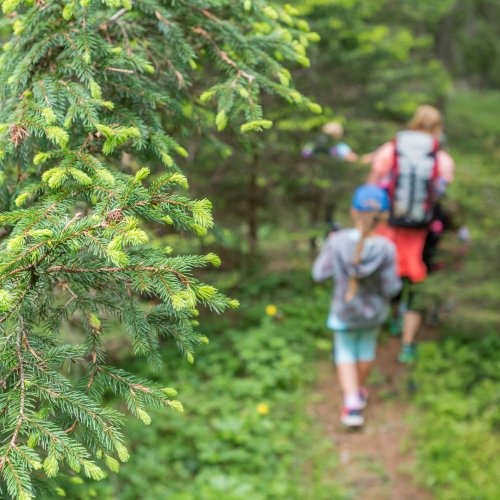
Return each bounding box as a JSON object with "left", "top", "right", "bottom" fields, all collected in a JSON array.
[{"left": 344, "top": 211, "right": 384, "bottom": 303}]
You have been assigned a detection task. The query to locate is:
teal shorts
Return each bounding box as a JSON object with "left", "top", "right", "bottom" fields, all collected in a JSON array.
[{"left": 333, "top": 328, "right": 380, "bottom": 365}]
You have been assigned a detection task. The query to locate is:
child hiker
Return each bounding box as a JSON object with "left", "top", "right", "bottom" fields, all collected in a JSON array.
[
  {"left": 301, "top": 121, "right": 358, "bottom": 161},
  {"left": 312, "top": 184, "right": 402, "bottom": 427}
]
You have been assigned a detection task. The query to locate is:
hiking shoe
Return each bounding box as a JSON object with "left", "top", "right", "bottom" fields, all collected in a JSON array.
[
  {"left": 359, "top": 387, "right": 369, "bottom": 409},
  {"left": 340, "top": 407, "right": 364, "bottom": 427},
  {"left": 388, "top": 316, "right": 403, "bottom": 336},
  {"left": 398, "top": 344, "right": 417, "bottom": 363}
]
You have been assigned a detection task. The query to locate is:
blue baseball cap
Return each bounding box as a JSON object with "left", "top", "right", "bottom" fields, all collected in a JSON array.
[{"left": 351, "top": 184, "right": 390, "bottom": 212}]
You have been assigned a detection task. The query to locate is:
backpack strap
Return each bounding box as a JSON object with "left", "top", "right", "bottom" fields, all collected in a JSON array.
[
  {"left": 387, "top": 136, "right": 398, "bottom": 203},
  {"left": 425, "top": 137, "right": 440, "bottom": 211}
]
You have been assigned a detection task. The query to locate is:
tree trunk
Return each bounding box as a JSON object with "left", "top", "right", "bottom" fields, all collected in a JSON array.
[{"left": 248, "top": 153, "right": 259, "bottom": 253}]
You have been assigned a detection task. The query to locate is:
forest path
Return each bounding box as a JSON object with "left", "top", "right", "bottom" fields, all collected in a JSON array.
[{"left": 310, "top": 331, "right": 436, "bottom": 500}]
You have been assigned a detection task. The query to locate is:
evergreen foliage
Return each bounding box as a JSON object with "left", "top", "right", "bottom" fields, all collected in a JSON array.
[{"left": 0, "top": 0, "right": 313, "bottom": 496}]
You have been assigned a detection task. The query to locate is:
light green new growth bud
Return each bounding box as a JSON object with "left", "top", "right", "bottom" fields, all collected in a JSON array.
[
  {"left": 296, "top": 19, "right": 310, "bottom": 32},
  {"left": 70, "top": 168, "right": 92, "bottom": 185},
  {"left": 191, "top": 320, "right": 199, "bottom": 327},
  {"left": 96, "top": 169, "right": 115, "bottom": 185},
  {"left": 199, "top": 336, "right": 209, "bottom": 344},
  {"left": 205, "top": 253, "right": 221, "bottom": 267},
  {"left": 44, "top": 455, "right": 59, "bottom": 478},
  {"left": 240, "top": 120, "right": 273, "bottom": 133},
  {"left": 189, "top": 308, "right": 199, "bottom": 317},
  {"left": 7, "top": 235, "right": 25, "bottom": 250},
  {"left": 137, "top": 408, "right": 152, "bottom": 425},
  {"left": 279, "top": 73, "right": 290, "bottom": 87},
  {"left": 80, "top": 0, "right": 91, "bottom": 6},
  {"left": 299, "top": 34, "right": 309, "bottom": 48},
  {"left": 290, "top": 91, "right": 302, "bottom": 103},
  {"left": 170, "top": 400, "right": 184, "bottom": 412},
  {"left": 83, "top": 51, "right": 91, "bottom": 64},
  {"left": 168, "top": 173, "right": 187, "bottom": 185},
  {"left": 164, "top": 246, "right": 173, "bottom": 254},
  {"left": 115, "top": 443, "right": 130, "bottom": 462},
  {"left": 13, "top": 19, "right": 24, "bottom": 35},
  {"left": 162, "top": 387, "right": 178, "bottom": 397},
  {"left": 215, "top": 110, "right": 228, "bottom": 131},
  {"left": 244, "top": 0, "right": 251, "bottom": 10},
  {"left": 228, "top": 299, "right": 240, "bottom": 309},
  {"left": 2, "top": 42, "right": 11, "bottom": 51},
  {"left": 192, "top": 224, "right": 208, "bottom": 236},
  {"left": 307, "top": 102, "right": 322, "bottom": 114},
  {"left": 55, "top": 487, "right": 66, "bottom": 497},
  {"left": 96, "top": 123, "right": 115, "bottom": 138},
  {"left": 15, "top": 192, "right": 29, "bottom": 207},
  {"left": 96, "top": 449, "right": 103, "bottom": 459},
  {"left": 0, "top": 290, "right": 15, "bottom": 311},
  {"left": 105, "top": 455, "right": 120, "bottom": 473},
  {"left": 135, "top": 167, "right": 150, "bottom": 182},
  {"left": 30, "top": 229, "right": 53, "bottom": 239},
  {"left": 42, "top": 108, "right": 57, "bottom": 125},
  {"left": 71, "top": 477, "right": 84, "bottom": 484},
  {"left": 83, "top": 461, "right": 106, "bottom": 480},
  {"left": 285, "top": 3, "right": 299, "bottom": 15},
  {"left": 2, "top": 0, "right": 21, "bottom": 14},
  {"left": 90, "top": 313, "right": 101, "bottom": 328},
  {"left": 33, "top": 153, "right": 49, "bottom": 167},
  {"left": 295, "top": 55, "right": 310, "bottom": 67},
  {"left": 122, "top": 0, "right": 131, "bottom": 9},
  {"left": 176, "top": 146, "right": 188, "bottom": 157},
  {"left": 46, "top": 127, "right": 69, "bottom": 147},
  {"left": 107, "top": 249, "right": 129, "bottom": 267},
  {"left": 63, "top": 2, "right": 74, "bottom": 19},
  {"left": 189, "top": 58, "right": 197, "bottom": 70},
  {"left": 192, "top": 199, "right": 213, "bottom": 228},
  {"left": 143, "top": 63, "right": 155, "bottom": 73},
  {"left": 27, "top": 434, "right": 38, "bottom": 449},
  {"left": 32, "top": 461, "right": 42, "bottom": 471},
  {"left": 19, "top": 491, "right": 35, "bottom": 500},
  {"left": 7, "top": 76, "right": 15, "bottom": 84},
  {"left": 307, "top": 32, "right": 321, "bottom": 42},
  {"left": 162, "top": 216, "right": 173, "bottom": 225},
  {"left": 102, "top": 101, "right": 115, "bottom": 109},
  {"left": 171, "top": 294, "right": 188, "bottom": 311},
  {"left": 161, "top": 152, "right": 173, "bottom": 167},
  {"left": 280, "top": 12, "right": 293, "bottom": 26},
  {"left": 108, "top": 47, "right": 123, "bottom": 54},
  {"left": 200, "top": 91, "right": 214, "bottom": 102},
  {"left": 90, "top": 80, "right": 102, "bottom": 100},
  {"left": 186, "top": 351, "right": 194, "bottom": 364},
  {"left": 263, "top": 6, "right": 278, "bottom": 19},
  {"left": 195, "top": 285, "right": 217, "bottom": 300},
  {"left": 237, "top": 87, "right": 249, "bottom": 98},
  {"left": 0, "top": 124, "right": 8, "bottom": 134}
]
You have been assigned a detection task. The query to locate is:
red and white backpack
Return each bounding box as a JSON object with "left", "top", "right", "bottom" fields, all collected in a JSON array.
[{"left": 388, "top": 130, "right": 439, "bottom": 228}]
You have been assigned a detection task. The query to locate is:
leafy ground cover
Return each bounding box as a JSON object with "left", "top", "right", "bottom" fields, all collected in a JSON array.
[{"left": 60, "top": 273, "right": 346, "bottom": 500}]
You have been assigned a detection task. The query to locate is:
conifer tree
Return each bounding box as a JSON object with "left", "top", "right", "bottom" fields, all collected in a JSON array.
[{"left": 0, "top": 0, "right": 318, "bottom": 497}]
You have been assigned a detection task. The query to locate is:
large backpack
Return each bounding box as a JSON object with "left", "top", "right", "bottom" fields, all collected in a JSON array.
[{"left": 388, "top": 130, "right": 439, "bottom": 228}]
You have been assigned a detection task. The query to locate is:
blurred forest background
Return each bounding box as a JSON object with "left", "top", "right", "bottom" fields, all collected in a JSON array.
[{"left": 4, "top": 0, "right": 500, "bottom": 498}]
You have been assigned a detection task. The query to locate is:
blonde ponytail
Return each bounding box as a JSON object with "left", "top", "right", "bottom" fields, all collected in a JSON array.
[{"left": 344, "top": 211, "right": 385, "bottom": 302}]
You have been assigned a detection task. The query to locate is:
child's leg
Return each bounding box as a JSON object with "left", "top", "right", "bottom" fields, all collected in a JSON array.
[
  {"left": 334, "top": 331, "right": 363, "bottom": 409},
  {"left": 356, "top": 328, "right": 380, "bottom": 386}
]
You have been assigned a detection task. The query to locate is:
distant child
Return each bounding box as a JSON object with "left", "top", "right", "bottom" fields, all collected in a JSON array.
[
  {"left": 312, "top": 185, "right": 402, "bottom": 427},
  {"left": 301, "top": 121, "right": 358, "bottom": 161}
]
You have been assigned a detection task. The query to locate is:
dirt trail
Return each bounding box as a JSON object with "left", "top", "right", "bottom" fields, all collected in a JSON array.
[{"left": 311, "top": 333, "right": 436, "bottom": 500}]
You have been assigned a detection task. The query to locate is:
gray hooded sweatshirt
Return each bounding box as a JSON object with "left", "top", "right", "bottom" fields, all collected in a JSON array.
[{"left": 312, "top": 228, "right": 402, "bottom": 330}]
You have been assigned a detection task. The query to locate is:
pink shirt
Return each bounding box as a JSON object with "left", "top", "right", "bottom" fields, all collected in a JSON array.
[{"left": 372, "top": 141, "right": 455, "bottom": 188}]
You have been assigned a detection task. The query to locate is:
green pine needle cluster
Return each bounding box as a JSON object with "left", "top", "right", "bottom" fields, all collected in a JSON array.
[{"left": 0, "top": 0, "right": 314, "bottom": 497}]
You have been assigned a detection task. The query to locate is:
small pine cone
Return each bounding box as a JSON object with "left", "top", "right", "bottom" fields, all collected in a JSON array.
[{"left": 106, "top": 208, "right": 123, "bottom": 223}]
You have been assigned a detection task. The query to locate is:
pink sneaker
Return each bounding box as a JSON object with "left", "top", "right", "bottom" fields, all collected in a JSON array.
[{"left": 340, "top": 407, "right": 364, "bottom": 427}]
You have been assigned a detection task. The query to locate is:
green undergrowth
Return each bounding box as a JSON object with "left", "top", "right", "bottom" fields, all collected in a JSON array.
[
  {"left": 412, "top": 330, "right": 500, "bottom": 499},
  {"left": 61, "top": 273, "right": 344, "bottom": 500}
]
